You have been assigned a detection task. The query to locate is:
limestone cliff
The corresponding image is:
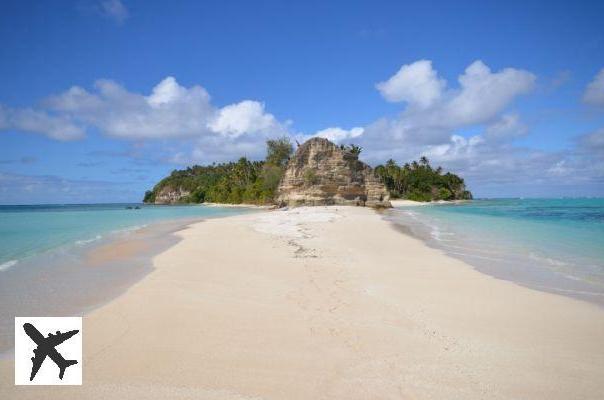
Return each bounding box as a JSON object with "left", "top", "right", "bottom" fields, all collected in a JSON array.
[{"left": 277, "top": 138, "right": 391, "bottom": 208}]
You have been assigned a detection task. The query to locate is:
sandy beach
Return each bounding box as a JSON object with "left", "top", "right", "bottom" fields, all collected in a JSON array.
[{"left": 2, "top": 206, "right": 603, "bottom": 399}]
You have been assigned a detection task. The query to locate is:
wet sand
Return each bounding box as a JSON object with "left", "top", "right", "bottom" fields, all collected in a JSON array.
[
  {"left": 0, "top": 218, "right": 198, "bottom": 353},
  {"left": 1, "top": 206, "right": 603, "bottom": 399}
]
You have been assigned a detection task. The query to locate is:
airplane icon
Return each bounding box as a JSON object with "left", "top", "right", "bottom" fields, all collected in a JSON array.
[{"left": 23, "top": 322, "right": 79, "bottom": 381}]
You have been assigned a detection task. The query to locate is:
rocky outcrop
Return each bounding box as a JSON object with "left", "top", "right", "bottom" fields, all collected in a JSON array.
[
  {"left": 153, "top": 186, "right": 190, "bottom": 204},
  {"left": 277, "top": 138, "right": 391, "bottom": 208}
]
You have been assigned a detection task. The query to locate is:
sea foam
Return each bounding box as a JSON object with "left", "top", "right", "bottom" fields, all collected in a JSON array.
[{"left": 0, "top": 259, "right": 18, "bottom": 271}]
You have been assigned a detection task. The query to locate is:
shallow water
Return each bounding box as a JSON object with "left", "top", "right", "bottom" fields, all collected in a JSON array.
[
  {"left": 0, "top": 203, "right": 253, "bottom": 270},
  {"left": 0, "top": 204, "right": 256, "bottom": 352},
  {"left": 386, "top": 198, "right": 604, "bottom": 306}
]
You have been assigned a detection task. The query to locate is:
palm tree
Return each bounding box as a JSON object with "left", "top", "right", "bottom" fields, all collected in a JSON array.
[
  {"left": 348, "top": 144, "right": 363, "bottom": 156},
  {"left": 419, "top": 156, "right": 429, "bottom": 166}
]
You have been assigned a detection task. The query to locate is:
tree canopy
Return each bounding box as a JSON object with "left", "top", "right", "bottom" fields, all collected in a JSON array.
[
  {"left": 144, "top": 140, "right": 472, "bottom": 205},
  {"left": 143, "top": 138, "right": 294, "bottom": 204},
  {"left": 374, "top": 157, "right": 472, "bottom": 202},
  {"left": 265, "top": 137, "right": 294, "bottom": 167}
]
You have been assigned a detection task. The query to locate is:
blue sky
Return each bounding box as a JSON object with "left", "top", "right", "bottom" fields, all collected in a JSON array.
[{"left": 1, "top": 0, "right": 603, "bottom": 203}]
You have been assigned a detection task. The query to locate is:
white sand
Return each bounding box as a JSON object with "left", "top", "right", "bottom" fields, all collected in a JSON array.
[{"left": 2, "top": 206, "right": 603, "bottom": 399}]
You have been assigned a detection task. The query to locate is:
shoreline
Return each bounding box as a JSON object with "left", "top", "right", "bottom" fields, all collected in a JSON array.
[
  {"left": 2, "top": 206, "right": 603, "bottom": 398},
  {"left": 0, "top": 217, "right": 199, "bottom": 354},
  {"left": 386, "top": 202, "right": 604, "bottom": 307},
  {"left": 0, "top": 204, "right": 260, "bottom": 354},
  {"left": 384, "top": 208, "right": 604, "bottom": 308}
]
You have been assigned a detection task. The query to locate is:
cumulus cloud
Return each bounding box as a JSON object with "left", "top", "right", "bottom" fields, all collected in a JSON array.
[
  {"left": 1, "top": 76, "right": 291, "bottom": 164},
  {"left": 0, "top": 105, "right": 85, "bottom": 141},
  {"left": 350, "top": 60, "right": 604, "bottom": 194},
  {"left": 310, "top": 126, "right": 364, "bottom": 142},
  {"left": 583, "top": 68, "right": 604, "bottom": 106},
  {"left": 443, "top": 61, "right": 535, "bottom": 126},
  {"left": 376, "top": 60, "right": 445, "bottom": 108},
  {"left": 100, "top": 0, "right": 129, "bottom": 24},
  {"left": 361, "top": 60, "right": 536, "bottom": 150},
  {"left": 1, "top": 77, "right": 287, "bottom": 152},
  {"left": 209, "top": 100, "right": 285, "bottom": 138},
  {"left": 45, "top": 77, "right": 216, "bottom": 140},
  {"left": 147, "top": 76, "right": 190, "bottom": 106}
]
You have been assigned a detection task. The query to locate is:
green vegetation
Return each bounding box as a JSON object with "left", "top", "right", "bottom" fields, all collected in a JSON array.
[
  {"left": 374, "top": 156, "right": 472, "bottom": 202},
  {"left": 144, "top": 138, "right": 472, "bottom": 205},
  {"left": 339, "top": 143, "right": 363, "bottom": 155},
  {"left": 303, "top": 169, "right": 318, "bottom": 186},
  {"left": 143, "top": 137, "right": 293, "bottom": 205}
]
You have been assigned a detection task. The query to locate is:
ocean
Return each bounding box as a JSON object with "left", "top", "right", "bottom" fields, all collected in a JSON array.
[
  {"left": 0, "top": 203, "right": 255, "bottom": 352},
  {"left": 387, "top": 198, "right": 604, "bottom": 306},
  {"left": 0, "top": 203, "right": 252, "bottom": 271}
]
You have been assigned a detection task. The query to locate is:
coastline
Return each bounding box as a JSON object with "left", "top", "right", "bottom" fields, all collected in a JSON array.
[
  {"left": 0, "top": 204, "right": 258, "bottom": 354},
  {"left": 386, "top": 200, "right": 604, "bottom": 307},
  {"left": 2, "top": 206, "right": 603, "bottom": 398},
  {"left": 0, "top": 217, "right": 198, "bottom": 354}
]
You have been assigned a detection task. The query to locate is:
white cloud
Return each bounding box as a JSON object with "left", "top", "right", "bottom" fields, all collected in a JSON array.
[
  {"left": 1, "top": 77, "right": 291, "bottom": 164},
  {"left": 547, "top": 160, "right": 571, "bottom": 177},
  {"left": 100, "top": 0, "right": 129, "bottom": 24},
  {"left": 0, "top": 105, "right": 85, "bottom": 141},
  {"left": 41, "top": 76, "right": 287, "bottom": 143},
  {"left": 423, "top": 134, "right": 484, "bottom": 162},
  {"left": 345, "top": 60, "right": 603, "bottom": 194},
  {"left": 583, "top": 68, "right": 604, "bottom": 106},
  {"left": 442, "top": 61, "right": 535, "bottom": 126},
  {"left": 406, "top": 133, "right": 574, "bottom": 189},
  {"left": 45, "top": 77, "right": 215, "bottom": 140},
  {"left": 376, "top": 60, "right": 445, "bottom": 108},
  {"left": 147, "top": 76, "right": 190, "bottom": 107},
  {"left": 357, "top": 60, "right": 536, "bottom": 150},
  {"left": 209, "top": 100, "right": 285, "bottom": 138},
  {"left": 311, "top": 126, "right": 364, "bottom": 142},
  {"left": 484, "top": 113, "right": 527, "bottom": 141}
]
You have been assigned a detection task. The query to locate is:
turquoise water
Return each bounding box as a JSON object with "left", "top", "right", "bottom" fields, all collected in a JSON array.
[
  {"left": 0, "top": 203, "right": 256, "bottom": 352},
  {"left": 389, "top": 198, "right": 604, "bottom": 305},
  {"left": 0, "top": 203, "right": 252, "bottom": 270}
]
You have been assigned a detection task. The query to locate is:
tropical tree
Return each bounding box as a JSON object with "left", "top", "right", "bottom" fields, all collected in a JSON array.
[
  {"left": 266, "top": 137, "right": 293, "bottom": 167},
  {"left": 374, "top": 158, "right": 472, "bottom": 202},
  {"left": 347, "top": 144, "right": 363, "bottom": 156}
]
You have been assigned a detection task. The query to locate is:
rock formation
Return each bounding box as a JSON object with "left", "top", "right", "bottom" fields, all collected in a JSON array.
[
  {"left": 277, "top": 138, "right": 391, "bottom": 208},
  {"left": 153, "top": 187, "right": 190, "bottom": 204}
]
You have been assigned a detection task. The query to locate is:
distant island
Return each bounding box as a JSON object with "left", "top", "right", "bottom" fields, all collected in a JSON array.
[{"left": 143, "top": 137, "right": 472, "bottom": 206}]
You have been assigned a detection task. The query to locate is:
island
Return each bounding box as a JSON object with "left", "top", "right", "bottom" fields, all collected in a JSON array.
[{"left": 143, "top": 137, "right": 472, "bottom": 206}]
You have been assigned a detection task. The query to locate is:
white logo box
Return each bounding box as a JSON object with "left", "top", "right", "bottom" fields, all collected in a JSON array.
[{"left": 14, "top": 317, "right": 82, "bottom": 385}]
